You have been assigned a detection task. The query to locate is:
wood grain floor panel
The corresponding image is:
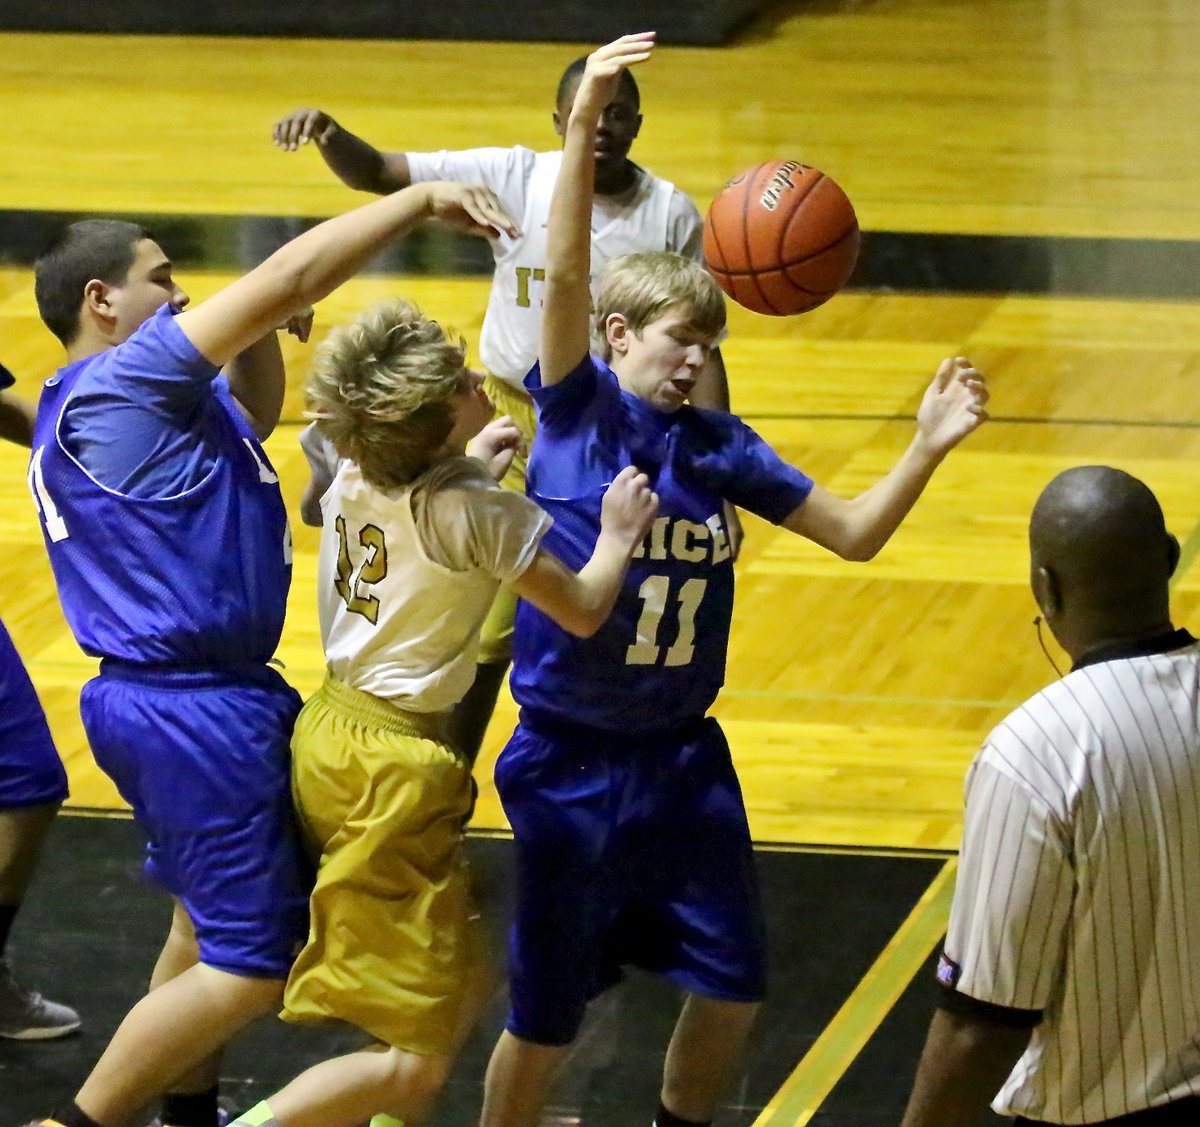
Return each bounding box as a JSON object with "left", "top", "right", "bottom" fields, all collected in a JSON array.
[
  {"left": 5, "top": 1, "right": 1200, "bottom": 849},
  {"left": 4, "top": 0, "right": 1200, "bottom": 236}
]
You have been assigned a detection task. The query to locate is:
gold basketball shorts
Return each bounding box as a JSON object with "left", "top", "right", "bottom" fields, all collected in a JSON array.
[{"left": 282, "top": 675, "right": 481, "bottom": 1055}]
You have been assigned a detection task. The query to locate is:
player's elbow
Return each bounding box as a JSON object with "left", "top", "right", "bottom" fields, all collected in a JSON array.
[
  {"left": 543, "top": 263, "right": 590, "bottom": 295},
  {"left": 345, "top": 169, "right": 400, "bottom": 195},
  {"left": 299, "top": 495, "right": 323, "bottom": 527},
  {"left": 837, "top": 536, "right": 882, "bottom": 563},
  {"left": 557, "top": 607, "right": 604, "bottom": 639}
]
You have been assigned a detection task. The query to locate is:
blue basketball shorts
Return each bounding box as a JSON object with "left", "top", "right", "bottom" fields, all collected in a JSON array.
[
  {"left": 494, "top": 711, "right": 767, "bottom": 1046},
  {"left": 0, "top": 619, "right": 68, "bottom": 810},
  {"left": 80, "top": 660, "right": 312, "bottom": 978}
]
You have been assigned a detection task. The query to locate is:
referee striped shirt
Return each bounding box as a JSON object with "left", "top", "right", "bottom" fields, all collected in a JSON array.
[{"left": 942, "top": 629, "right": 1200, "bottom": 1124}]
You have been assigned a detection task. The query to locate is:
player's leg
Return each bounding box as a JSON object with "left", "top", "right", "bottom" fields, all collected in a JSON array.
[
  {"left": 0, "top": 802, "right": 81, "bottom": 1040},
  {"left": 231, "top": 1044, "right": 453, "bottom": 1127},
  {"left": 228, "top": 930, "right": 495, "bottom": 1127},
  {"left": 146, "top": 901, "right": 226, "bottom": 1127},
  {"left": 258, "top": 678, "right": 483, "bottom": 1127},
  {"left": 36, "top": 668, "right": 310, "bottom": 1127},
  {"left": 658, "top": 995, "right": 760, "bottom": 1126},
  {"left": 639, "top": 720, "right": 768, "bottom": 1127},
  {"left": 480, "top": 1032, "right": 571, "bottom": 1127},
  {"left": 70, "top": 962, "right": 285, "bottom": 1124},
  {"left": 0, "top": 802, "right": 57, "bottom": 903},
  {"left": 484, "top": 718, "right": 621, "bottom": 1127},
  {"left": 0, "top": 620, "right": 79, "bottom": 1040}
]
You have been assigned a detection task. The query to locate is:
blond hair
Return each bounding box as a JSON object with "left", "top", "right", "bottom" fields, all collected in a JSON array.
[
  {"left": 305, "top": 298, "right": 469, "bottom": 489},
  {"left": 592, "top": 251, "right": 726, "bottom": 359}
]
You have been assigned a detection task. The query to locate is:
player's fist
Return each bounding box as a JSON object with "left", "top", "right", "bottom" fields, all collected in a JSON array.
[
  {"left": 601, "top": 465, "right": 659, "bottom": 548},
  {"left": 280, "top": 306, "right": 315, "bottom": 342},
  {"left": 467, "top": 415, "right": 523, "bottom": 482},
  {"left": 273, "top": 109, "right": 339, "bottom": 151}
]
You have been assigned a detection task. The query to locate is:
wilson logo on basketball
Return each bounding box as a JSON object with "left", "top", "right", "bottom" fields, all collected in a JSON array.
[{"left": 760, "top": 160, "right": 801, "bottom": 211}]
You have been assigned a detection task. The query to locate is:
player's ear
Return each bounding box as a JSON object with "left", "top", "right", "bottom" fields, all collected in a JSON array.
[
  {"left": 1167, "top": 532, "right": 1181, "bottom": 579},
  {"left": 552, "top": 108, "right": 567, "bottom": 138},
  {"left": 1031, "top": 564, "right": 1060, "bottom": 620},
  {"left": 605, "top": 313, "right": 632, "bottom": 355},
  {"left": 82, "top": 279, "right": 114, "bottom": 321}
]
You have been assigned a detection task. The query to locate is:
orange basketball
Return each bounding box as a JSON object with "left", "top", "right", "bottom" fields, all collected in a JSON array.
[{"left": 703, "top": 160, "right": 860, "bottom": 316}]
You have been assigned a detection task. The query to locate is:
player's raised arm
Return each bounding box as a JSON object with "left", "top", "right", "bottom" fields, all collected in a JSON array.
[
  {"left": 176, "top": 182, "right": 518, "bottom": 370},
  {"left": 540, "top": 32, "right": 656, "bottom": 388},
  {"left": 273, "top": 109, "right": 413, "bottom": 194},
  {"left": 784, "top": 357, "right": 989, "bottom": 560}
]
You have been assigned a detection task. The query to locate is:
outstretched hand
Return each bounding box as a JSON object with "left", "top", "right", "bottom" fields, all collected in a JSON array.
[
  {"left": 573, "top": 32, "right": 657, "bottom": 118},
  {"left": 917, "top": 357, "right": 989, "bottom": 456},
  {"left": 425, "top": 182, "right": 521, "bottom": 241},
  {"left": 601, "top": 465, "right": 659, "bottom": 549},
  {"left": 273, "top": 109, "right": 339, "bottom": 151},
  {"left": 467, "top": 415, "right": 522, "bottom": 481}
]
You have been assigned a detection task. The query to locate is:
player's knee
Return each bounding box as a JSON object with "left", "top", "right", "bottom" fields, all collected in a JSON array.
[
  {"left": 378, "top": 1047, "right": 453, "bottom": 1120},
  {"left": 506, "top": 1008, "right": 583, "bottom": 1050}
]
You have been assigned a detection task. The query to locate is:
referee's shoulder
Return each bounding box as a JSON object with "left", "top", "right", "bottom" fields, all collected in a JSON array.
[{"left": 978, "top": 673, "right": 1103, "bottom": 775}]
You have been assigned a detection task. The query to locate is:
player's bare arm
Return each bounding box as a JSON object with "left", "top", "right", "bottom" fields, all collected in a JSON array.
[
  {"left": 222, "top": 330, "right": 287, "bottom": 440},
  {"left": 784, "top": 358, "right": 988, "bottom": 560},
  {"left": 540, "top": 32, "right": 657, "bottom": 388},
  {"left": 226, "top": 300, "right": 318, "bottom": 439},
  {"left": 0, "top": 389, "right": 36, "bottom": 447},
  {"left": 510, "top": 465, "right": 658, "bottom": 636},
  {"left": 273, "top": 109, "right": 412, "bottom": 194},
  {"left": 900, "top": 1007, "right": 1031, "bottom": 1127},
  {"left": 176, "top": 182, "right": 518, "bottom": 370}
]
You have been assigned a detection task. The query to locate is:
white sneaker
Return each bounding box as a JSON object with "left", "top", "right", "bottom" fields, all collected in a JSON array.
[{"left": 0, "top": 958, "right": 81, "bottom": 1040}]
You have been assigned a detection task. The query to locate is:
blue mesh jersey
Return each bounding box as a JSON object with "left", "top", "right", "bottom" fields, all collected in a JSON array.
[
  {"left": 28, "top": 307, "right": 292, "bottom": 665},
  {"left": 511, "top": 354, "right": 814, "bottom": 732}
]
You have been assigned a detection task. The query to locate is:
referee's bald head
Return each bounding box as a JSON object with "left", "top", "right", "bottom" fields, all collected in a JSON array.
[{"left": 1031, "top": 465, "right": 1178, "bottom": 621}]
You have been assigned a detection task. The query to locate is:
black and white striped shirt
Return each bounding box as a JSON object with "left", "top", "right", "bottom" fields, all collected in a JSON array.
[{"left": 943, "top": 630, "right": 1200, "bottom": 1124}]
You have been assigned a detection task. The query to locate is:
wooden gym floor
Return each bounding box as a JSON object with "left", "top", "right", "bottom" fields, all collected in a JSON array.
[{"left": 3, "top": 0, "right": 1200, "bottom": 1121}]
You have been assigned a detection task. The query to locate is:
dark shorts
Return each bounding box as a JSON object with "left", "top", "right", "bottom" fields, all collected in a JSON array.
[
  {"left": 80, "top": 661, "right": 312, "bottom": 978},
  {"left": 495, "top": 711, "right": 766, "bottom": 1046},
  {"left": 0, "top": 620, "right": 68, "bottom": 810}
]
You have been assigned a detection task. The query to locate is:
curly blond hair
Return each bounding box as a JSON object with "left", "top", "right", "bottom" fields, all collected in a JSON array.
[
  {"left": 593, "top": 251, "right": 726, "bottom": 360},
  {"left": 305, "top": 298, "right": 469, "bottom": 489}
]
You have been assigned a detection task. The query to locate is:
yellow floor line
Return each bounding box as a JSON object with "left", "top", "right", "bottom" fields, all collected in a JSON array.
[{"left": 752, "top": 858, "right": 958, "bottom": 1127}]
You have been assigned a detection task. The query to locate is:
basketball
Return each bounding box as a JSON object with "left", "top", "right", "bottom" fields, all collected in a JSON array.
[{"left": 703, "top": 160, "right": 860, "bottom": 316}]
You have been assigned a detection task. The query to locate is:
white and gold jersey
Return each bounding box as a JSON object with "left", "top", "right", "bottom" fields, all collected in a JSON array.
[{"left": 318, "top": 457, "right": 550, "bottom": 712}]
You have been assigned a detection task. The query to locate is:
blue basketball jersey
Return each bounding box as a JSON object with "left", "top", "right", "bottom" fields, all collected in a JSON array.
[
  {"left": 510, "top": 355, "right": 813, "bottom": 731},
  {"left": 28, "top": 310, "right": 292, "bottom": 665}
]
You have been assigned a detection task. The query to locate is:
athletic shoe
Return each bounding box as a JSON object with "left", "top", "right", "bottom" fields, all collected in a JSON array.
[
  {"left": 146, "top": 1105, "right": 234, "bottom": 1127},
  {"left": 0, "top": 959, "right": 81, "bottom": 1040}
]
